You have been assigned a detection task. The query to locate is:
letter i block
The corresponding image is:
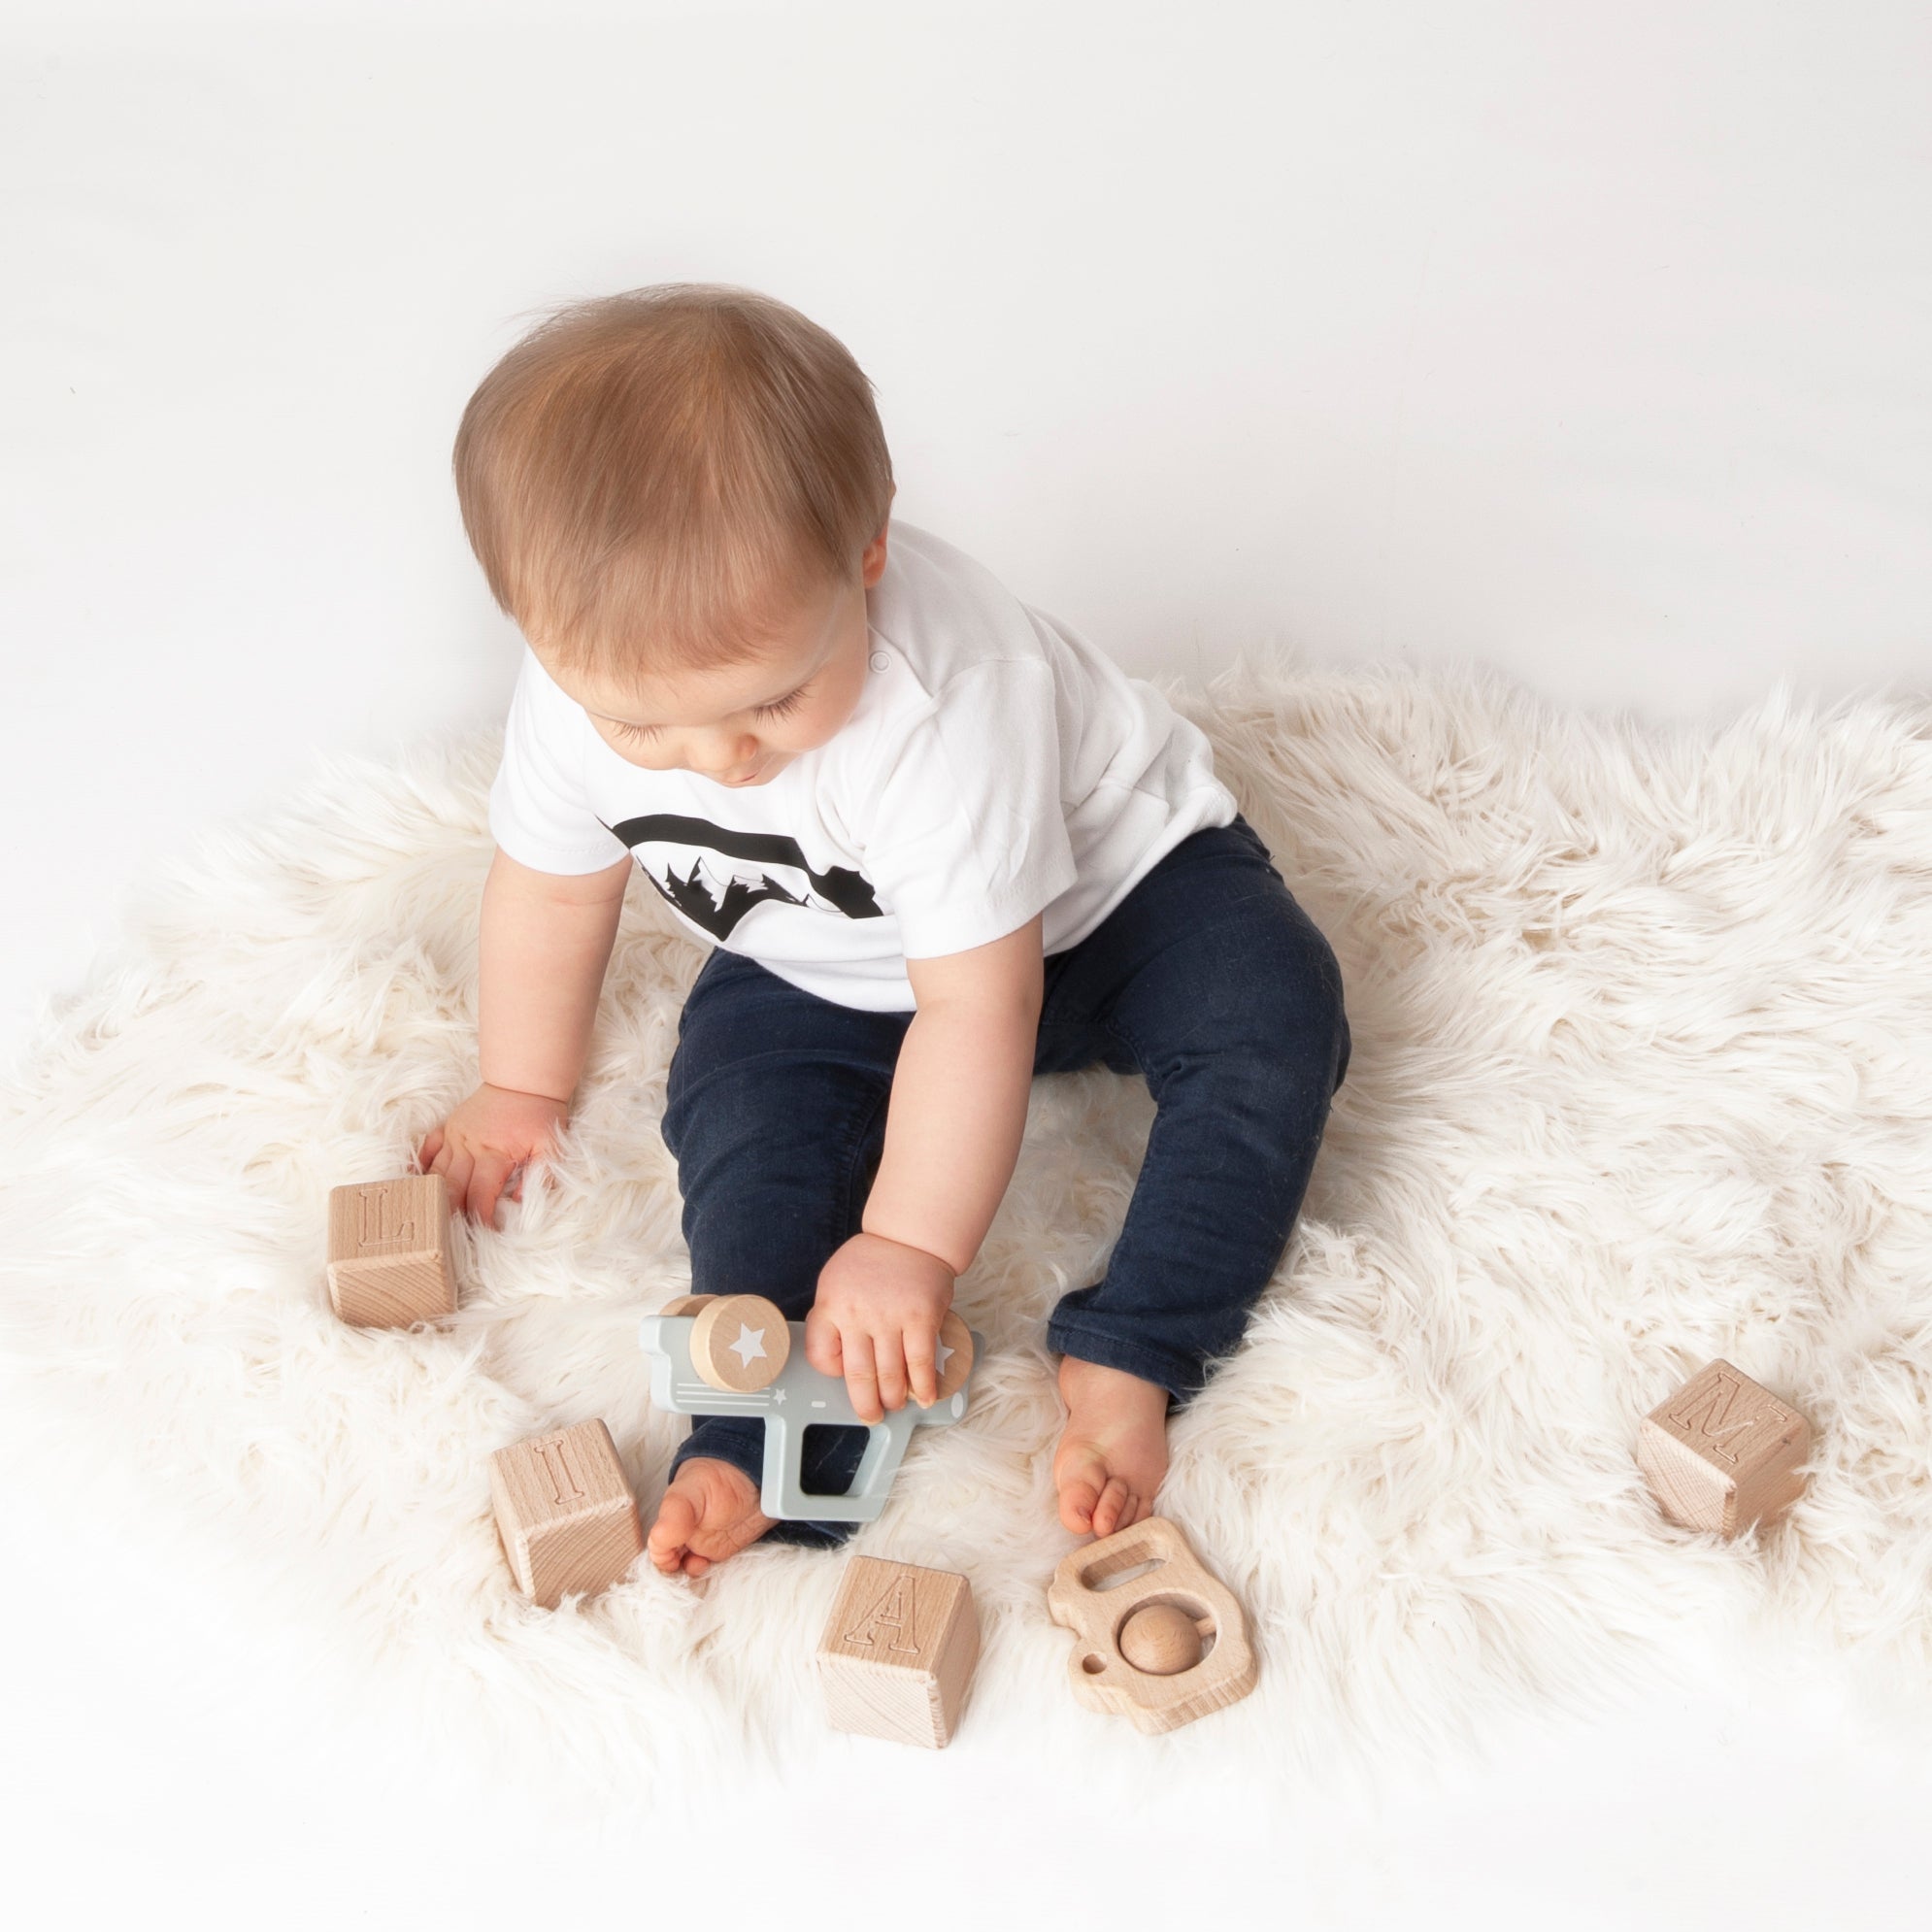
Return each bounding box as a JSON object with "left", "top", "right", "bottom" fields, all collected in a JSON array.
[
  {"left": 1636, "top": 1358, "right": 1812, "bottom": 1538},
  {"left": 326, "top": 1174, "right": 455, "bottom": 1327},
  {"left": 816, "top": 1556, "right": 981, "bottom": 1749},
  {"left": 489, "top": 1420, "right": 645, "bottom": 1609}
]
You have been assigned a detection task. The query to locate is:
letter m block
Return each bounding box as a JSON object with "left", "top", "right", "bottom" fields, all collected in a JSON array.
[{"left": 1636, "top": 1358, "right": 1812, "bottom": 1539}]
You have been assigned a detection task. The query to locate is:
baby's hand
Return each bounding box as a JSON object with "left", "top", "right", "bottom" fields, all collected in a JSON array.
[
  {"left": 415, "top": 1082, "right": 569, "bottom": 1230},
  {"left": 805, "top": 1232, "right": 956, "bottom": 1424}
]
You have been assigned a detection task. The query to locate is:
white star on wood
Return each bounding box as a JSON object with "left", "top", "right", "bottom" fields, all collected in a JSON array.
[
  {"left": 729, "top": 1323, "right": 769, "bottom": 1368},
  {"left": 935, "top": 1338, "right": 954, "bottom": 1375}
]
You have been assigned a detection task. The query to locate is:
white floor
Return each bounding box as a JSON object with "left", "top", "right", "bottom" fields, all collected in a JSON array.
[{"left": 10, "top": 1503, "right": 1931, "bottom": 1929}]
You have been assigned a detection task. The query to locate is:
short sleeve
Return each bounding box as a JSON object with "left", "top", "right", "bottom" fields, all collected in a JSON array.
[
  {"left": 862, "top": 657, "right": 1078, "bottom": 959},
  {"left": 486, "top": 646, "right": 632, "bottom": 875}
]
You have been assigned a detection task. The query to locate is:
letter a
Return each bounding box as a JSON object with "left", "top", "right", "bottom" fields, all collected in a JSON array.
[{"left": 843, "top": 1574, "right": 921, "bottom": 1654}]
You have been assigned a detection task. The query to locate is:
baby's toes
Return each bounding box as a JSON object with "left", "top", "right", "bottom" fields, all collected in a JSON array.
[
  {"left": 1090, "top": 1475, "right": 1133, "bottom": 1540},
  {"left": 647, "top": 1488, "right": 699, "bottom": 1573},
  {"left": 1057, "top": 1468, "right": 1101, "bottom": 1535}
]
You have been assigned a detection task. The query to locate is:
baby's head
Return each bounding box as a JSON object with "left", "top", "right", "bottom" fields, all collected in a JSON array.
[{"left": 454, "top": 283, "right": 896, "bottom": 787}]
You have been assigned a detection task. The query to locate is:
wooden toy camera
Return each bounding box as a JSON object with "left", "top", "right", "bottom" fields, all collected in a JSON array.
[
  {"left": 638, "top": 1294, "right": 983, "bottom": 1523},
  {"left": 1047, "top": 1515, "right": 1257, "bottom": 1733}
]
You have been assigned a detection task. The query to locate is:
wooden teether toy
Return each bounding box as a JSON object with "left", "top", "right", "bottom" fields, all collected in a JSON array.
[
  {"left": 639, "top": 1296, "right": 982, "bottom": 1523},
  {"left": 1046, "top": 1515, "right": 1257, "bottom": 1734}
]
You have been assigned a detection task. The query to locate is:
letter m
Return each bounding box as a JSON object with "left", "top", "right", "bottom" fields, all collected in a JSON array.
[{"left": 1668, "top": 1371, "right": 1757, "bottom": 1463}]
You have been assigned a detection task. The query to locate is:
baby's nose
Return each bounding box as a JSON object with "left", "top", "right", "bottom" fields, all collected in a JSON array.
[{"left": 693, "top": 735, "right": 761, "bottom": 777}]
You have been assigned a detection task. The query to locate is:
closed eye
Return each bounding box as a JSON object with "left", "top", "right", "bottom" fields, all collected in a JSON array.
[{"left": 608, "top": 684, "right": 806, "bottom": 741}]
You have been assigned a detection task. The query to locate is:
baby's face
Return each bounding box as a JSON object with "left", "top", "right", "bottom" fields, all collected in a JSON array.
[{"left": 544, "top": 525, "right": 888, "bottom": 789}]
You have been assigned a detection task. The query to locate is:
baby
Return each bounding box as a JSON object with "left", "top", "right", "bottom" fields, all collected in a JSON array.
[{"left": 416, "top": 283, "right": 1350, "bottom": 1579}]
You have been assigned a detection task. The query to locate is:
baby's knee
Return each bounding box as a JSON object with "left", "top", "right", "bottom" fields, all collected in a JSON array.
[{"left": 1205, "top": 940, "right": 1348, "bottom": 1094}]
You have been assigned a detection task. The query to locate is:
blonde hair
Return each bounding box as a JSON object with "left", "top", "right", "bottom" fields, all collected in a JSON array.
[{"left": 453, "top": 283, "right": 896, "bottom": 682}]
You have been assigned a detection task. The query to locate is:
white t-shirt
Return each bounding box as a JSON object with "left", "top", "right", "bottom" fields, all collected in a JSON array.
[{"left": 487, "top": 518, "right": 1237, "bottom": 1012}]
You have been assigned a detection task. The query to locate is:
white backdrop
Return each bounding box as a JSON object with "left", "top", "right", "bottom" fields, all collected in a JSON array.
[{"left": 3, "top": 3, "right": 1930, "bottom": 1926}]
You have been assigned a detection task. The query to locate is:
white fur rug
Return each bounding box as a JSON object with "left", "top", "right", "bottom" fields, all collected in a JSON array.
[{"left": 5, "top": 655, "right": 1931, "bottom": 1810}]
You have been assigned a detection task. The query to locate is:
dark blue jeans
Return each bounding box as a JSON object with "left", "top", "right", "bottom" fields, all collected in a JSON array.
[{"left": 658, "top": 812, "right": 1351, "bottom": 1548}]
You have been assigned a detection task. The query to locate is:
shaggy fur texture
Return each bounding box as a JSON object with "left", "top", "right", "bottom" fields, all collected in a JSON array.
[{"left": 4, "top": 654, "right": 1930, "bottom": 1810}]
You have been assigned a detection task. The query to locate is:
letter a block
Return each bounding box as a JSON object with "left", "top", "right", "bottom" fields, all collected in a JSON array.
[
  {"left": 1636, "top": 1358, "right": 1812, "bottom": 1539},
  {"left": 326, "top": 1174, "right": 455, "bottom": 1327},
  {"left": 816, "top": 1556, "right": 980, "bottom": 1749},
  {"left": 489, "top": 1420, "right": 645, "bottom": 1608}
]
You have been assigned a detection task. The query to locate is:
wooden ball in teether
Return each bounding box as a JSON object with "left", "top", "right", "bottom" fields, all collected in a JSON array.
[{"left": 1118, "top": 1603, "right": 1204, "bottom": 1677}]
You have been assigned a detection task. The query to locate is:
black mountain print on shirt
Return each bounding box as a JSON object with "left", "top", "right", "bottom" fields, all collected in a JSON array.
[{"left": 606, "top": 811, "right": 883, "bottom": 943}]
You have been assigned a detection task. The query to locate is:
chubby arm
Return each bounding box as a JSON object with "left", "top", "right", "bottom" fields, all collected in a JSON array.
[
  {"left": 417, "top": 847, "right": 632, "bottom": 1227},
  {"left": 805, "top": 916, "right": 1045, "bottom": 1420},
  {"left": 480, "top": 847, "right": 634, "bottom": 1101},
  {"left": 866, "top": 915, "right": 1045, "bottom": 1272}
]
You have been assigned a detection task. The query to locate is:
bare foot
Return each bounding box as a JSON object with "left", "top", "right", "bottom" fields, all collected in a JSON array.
[
  {"left": 646, "top": 1456, "right": 776, "bottom": 1579},
  {"left": 1051, "top": 1355, "right": 1172, "bottom": 1539}
]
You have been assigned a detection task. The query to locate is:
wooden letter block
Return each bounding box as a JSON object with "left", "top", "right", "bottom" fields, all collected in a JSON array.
[
  {"left": 489, "top": 1420, "right": 645, "bottom": 1609},
  {"left": 326, "top": 1173, "right": 455, "bottom": 1327},
  {"left": 1048, "top": 1516, "right": 1257, "bottom": 1735},
  {"left": 816, "top": 1555, "right": 980, "bottom": 1749},
  {"left": 1636, "top": 1358, "right": 1812, "bottom": 1538}
]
